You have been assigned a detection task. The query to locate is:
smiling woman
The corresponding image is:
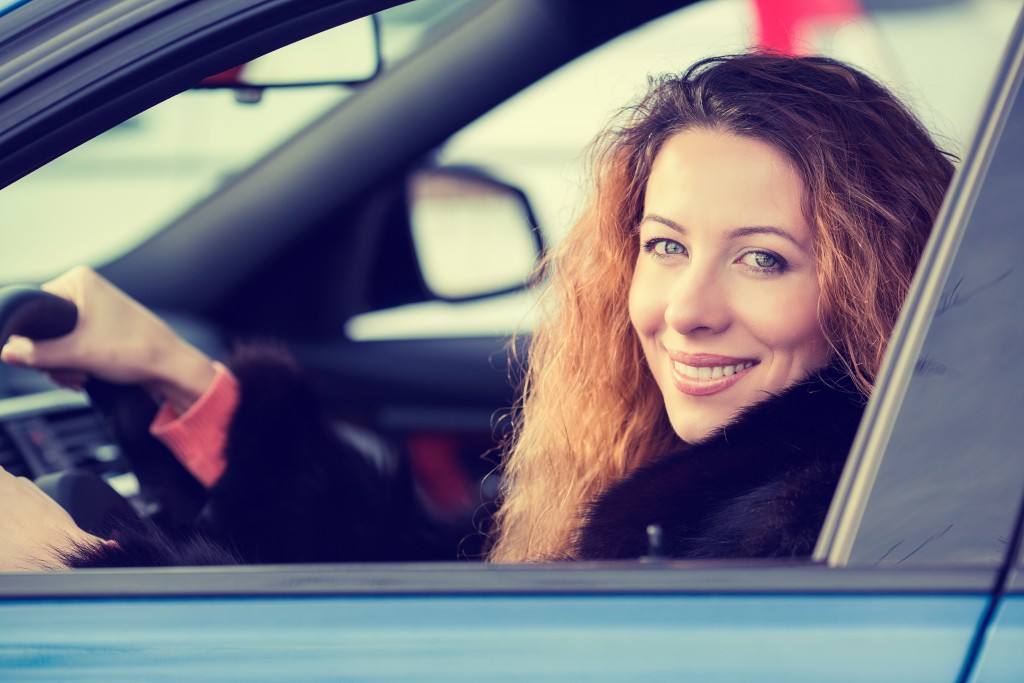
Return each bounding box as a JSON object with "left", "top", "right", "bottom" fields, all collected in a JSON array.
[{"left": 487, "top": 53, "right": 955, "bottom": 562}]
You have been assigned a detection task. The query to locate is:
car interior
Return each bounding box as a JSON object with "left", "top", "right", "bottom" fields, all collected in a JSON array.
[{"left": 0, "top": 0, "right": 1019, "bottom": 565}]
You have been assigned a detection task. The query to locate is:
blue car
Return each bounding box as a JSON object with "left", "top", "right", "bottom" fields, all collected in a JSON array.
[{"left": 1, "top": 0, "right": 1022, "bottom": 680}]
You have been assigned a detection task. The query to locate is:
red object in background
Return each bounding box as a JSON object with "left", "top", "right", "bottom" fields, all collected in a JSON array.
[
  {"left": 754, "top": 0, "right": 865, "bottom": 55},
  {"left": 407, "top": 433, "right": 475, "bottom": 516},
  {"left": 200, "top": 65, "right": 245, "bottom": 86}
]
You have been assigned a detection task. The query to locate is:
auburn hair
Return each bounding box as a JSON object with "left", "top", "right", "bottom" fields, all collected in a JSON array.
[{"left": 488, "top": 53, "right": 955, "bottom": 562}]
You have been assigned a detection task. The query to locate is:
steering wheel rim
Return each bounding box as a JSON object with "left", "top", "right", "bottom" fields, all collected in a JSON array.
[{"left": 0, "top": 285, "right": 78, "bottom": 346}]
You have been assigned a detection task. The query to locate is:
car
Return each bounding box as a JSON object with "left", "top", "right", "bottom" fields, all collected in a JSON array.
[{"left": 1, "top": 0, "right": 1023, "bottom": 680}]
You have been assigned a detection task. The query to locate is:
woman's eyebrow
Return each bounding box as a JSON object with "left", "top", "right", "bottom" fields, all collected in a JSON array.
[
  {"left": 641, "top": 213, "right": 686, "bottom": 233},
  {"left": 641, "top": 215, "right": 807, "bottom": 248},
  {"left": 727, "top": 225, "right": 805, "bottom": 248}
]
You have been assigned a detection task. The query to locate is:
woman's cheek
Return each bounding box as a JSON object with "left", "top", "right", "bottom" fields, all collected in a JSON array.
[
  {"left": 628, "top": 265, "right": 664, "bottom": 339},
  {"left": 741, "top": 278, "right": 828, "bottom": 365}
]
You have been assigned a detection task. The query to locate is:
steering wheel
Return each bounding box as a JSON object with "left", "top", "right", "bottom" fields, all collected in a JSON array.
[
  {"left": 0, "top": 285, "right": 205, "bottom": 530},
  {"left": 0, "top": 286, "right": 78, "bottom": 345}
]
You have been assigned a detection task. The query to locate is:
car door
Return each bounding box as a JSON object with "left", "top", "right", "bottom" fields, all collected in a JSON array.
[{"left": 2, "top": 1, "right": 1024, "bottom": 680}]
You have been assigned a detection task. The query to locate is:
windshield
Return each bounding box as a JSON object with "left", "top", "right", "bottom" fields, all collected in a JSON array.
[{"left": 0, "top": 0, "right": 489, "bottom": 283}]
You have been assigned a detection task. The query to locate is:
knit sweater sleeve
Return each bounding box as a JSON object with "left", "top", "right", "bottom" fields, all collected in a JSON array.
[{"left": 149, "top": 362, "right": 238, "bottom": 489}]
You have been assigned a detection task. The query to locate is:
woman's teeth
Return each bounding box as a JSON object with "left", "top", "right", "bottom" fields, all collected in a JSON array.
[{"left": 673, "top": 361, "right": 754, "bottom": 380}]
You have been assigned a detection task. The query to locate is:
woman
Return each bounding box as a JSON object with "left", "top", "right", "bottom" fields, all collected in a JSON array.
[
  {"left": 0, "top": 53, "right": 953, "bottom": 569},
  {"left": 489, "top": 53, "right": 953, "bottom": 561}
]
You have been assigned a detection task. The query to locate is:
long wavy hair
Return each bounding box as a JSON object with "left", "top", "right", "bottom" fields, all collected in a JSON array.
[{"left": 488, "top": 53, "right": 955, "bottom": 563}]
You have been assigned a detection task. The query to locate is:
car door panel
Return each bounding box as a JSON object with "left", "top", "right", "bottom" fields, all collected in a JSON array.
[{"left": 0, "top": 583, "right": 988, "bottom": 681}]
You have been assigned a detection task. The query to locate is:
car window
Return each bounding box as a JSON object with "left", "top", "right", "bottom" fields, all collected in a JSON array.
[{"left": 0, "top": 0, "right": 1021, "bottom": 581}]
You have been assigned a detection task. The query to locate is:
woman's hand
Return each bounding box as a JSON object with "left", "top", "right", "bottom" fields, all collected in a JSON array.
[
  {"left": 0, "top": 466, "right": 108, "bottom": 571},
  {"left": 0, "top": 266, "right": 216, "bottom": 414}
]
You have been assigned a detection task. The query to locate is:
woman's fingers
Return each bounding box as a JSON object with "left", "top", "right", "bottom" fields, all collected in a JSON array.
[
  {"left": 1, "top": 333, "right": 78, "bottom": 368},
  {"left": 3, "top": 267, "right": 173, "bottom": 381},
  {"left": 0, "top": 337, "right": 89, "bottom": 388},
  {"left": 46, "top": 370, "right": 89, "bottom": 391},
  {"left": 0, "top": 335, "right": 30, "bottom": 365}
]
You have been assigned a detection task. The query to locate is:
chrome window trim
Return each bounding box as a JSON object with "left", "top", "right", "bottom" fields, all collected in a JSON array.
[{"left": 0, "top": 562, "right": 998, "bottom": 599}]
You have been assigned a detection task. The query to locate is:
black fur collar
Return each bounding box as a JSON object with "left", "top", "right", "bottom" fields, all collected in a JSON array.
[{"left": 575, "top": 367, "right": 866, "bottom": 560}]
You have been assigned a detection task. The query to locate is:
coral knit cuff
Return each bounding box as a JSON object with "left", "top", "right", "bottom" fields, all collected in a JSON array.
[{"left": 149, "top": 361, "right": 239, "bottom": 489}]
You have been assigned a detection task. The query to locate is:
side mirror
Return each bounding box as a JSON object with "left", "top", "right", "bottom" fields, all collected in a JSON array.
[
  {"left": 407, "top": 167, "right": 544, "bottom": 302},
  {"left": 200, "top": 17, "right": 381, "bottom": 91}
]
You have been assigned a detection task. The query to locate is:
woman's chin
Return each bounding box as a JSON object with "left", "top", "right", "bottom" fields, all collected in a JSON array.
[
  {"left": 669, "top": 418, "right": 723, "bottom": 445},
  {"left": 666, "top": 395, "right": 760, "bottom": 443}
]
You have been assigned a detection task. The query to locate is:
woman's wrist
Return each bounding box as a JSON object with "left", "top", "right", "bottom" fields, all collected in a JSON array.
[{"left": 145, "top": 338, "right": 218, "bottom": 415}]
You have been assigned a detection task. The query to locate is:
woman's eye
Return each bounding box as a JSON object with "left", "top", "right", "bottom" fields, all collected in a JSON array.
[
  {"left": 643, "top": 238, "right": 686, "bottom": 257},
  {"left": 739, "top": 250, "right": 786, "bottom": 272},
  {"left": 661, "top": 241, "right": 685, "bottom": 255}
]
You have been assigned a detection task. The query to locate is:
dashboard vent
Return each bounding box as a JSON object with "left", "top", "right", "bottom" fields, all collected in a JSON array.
[
  {"left": 0, "top": 426, "right": 28, "bottom": 476},
  {"left": 41, "top": 407, "right": 119, "bottom": 466}
]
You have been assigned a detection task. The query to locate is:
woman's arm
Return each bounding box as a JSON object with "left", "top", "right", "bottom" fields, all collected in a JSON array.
[
  {"left": 0, "top": 268, "right": 463, "bottom": 568},
  {"left": 199, "top": 343, "right": 406, "bottom": 564}
]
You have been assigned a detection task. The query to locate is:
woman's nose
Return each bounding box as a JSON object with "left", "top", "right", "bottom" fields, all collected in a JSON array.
[{"left": 663, "top": 264, "right": 731, "bottom": 336}]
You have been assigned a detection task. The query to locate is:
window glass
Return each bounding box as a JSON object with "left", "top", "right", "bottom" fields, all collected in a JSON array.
[
  {"left": 0, "top": 89, "right": 347, "bottom": 282},
  {"left": 439, "top": 0, "right": 1014, "bottom": 246},
  {"left": 849, "top": 38, "right": 1024, "bottom": 566}
]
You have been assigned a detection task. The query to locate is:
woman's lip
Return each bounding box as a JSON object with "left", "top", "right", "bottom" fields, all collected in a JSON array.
[{"left": 668, "top": 359, "right": 758, "bottom": 396}]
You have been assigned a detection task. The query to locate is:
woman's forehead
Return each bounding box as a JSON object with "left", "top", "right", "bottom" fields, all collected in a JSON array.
[{"left": 642, "top": 129, "right": 812, "bottom": 246}]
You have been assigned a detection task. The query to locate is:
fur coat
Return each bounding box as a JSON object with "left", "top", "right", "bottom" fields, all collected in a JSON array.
[{"left": 575, "top": 366, "right": 866, "bottom": 560}]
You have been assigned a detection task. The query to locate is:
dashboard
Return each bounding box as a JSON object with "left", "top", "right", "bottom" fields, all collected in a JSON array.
[{"left": 0, "top": 384, "right": 139, "bottom": 498}]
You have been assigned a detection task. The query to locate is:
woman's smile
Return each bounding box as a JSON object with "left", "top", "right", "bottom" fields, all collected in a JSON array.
[
  {"left": 629, "top": 128, "right": 832, "bottom": 442},
  {"left": 667, "top": 351, "right": 758, "bottom": 396}
]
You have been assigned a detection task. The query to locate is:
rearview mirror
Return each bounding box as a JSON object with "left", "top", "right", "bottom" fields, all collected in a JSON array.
[
  {"left": 407, "top": 167, "right": 544, "bottom": 302},
  {"left": 200, "top": 17, "right": 380, "bottom": 90}
]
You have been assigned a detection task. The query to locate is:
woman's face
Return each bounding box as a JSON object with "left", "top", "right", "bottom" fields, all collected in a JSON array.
[{"left": 629, "top": 128, "right": 832, "bottom": 443}]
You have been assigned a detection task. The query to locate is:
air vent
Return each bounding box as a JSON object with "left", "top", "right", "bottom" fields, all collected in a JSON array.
[
  {"left": 41, "top": 407, "right": 120, "bottom": 467},
  {"left": 0, "top": 425, "right": 29, "bottom": 476}
]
